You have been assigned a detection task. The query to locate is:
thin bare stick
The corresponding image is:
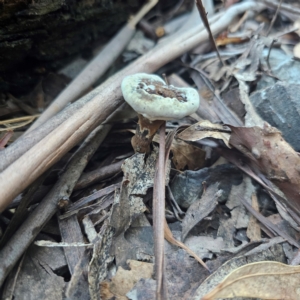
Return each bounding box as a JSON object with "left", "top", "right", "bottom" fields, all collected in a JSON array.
[
  {"left": 0, "top": 124, "right": 111, "bottom": 286},
  {"left": 266, "top": 38, "right": 276, "bottom": 69},
  {"left": 266, "top": 0, "right": 283, "bottom": 36},
  {"left": 74, "top": 159, "right": 124, "bottom": 190},
  {"left": 27, "top": 0, "right": 158, "bottom": 132},
  {"left": 262, "top": 0, "right": 300, "bottom": 15},
  {"left": 0, "top": 1, "right": 265, "bottom": 212},
  {"left": 153, "top": 122, "right": 166, "bottom": 300},
  {"left": 0, "top": 115, "right": 39, "bottom": 132},
  {"left": 196, "top": 0, "right": 225, "bottom": 66},
  {"left": 128, "top": 0, "right": 158, "bottom": 28}
]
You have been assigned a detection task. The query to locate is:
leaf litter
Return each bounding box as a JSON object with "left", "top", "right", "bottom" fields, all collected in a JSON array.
[{"left": 2, "top": 0, "right": 300, "bottom": 299}]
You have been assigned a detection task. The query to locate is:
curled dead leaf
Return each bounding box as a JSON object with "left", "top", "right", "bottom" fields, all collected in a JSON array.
[
  {"left": 177, "top": 120, "right": 231, "bottom": 148},
  {"left": 171, "top": 138, "right": 206, "bottom": 170},
  {"left": 202, "top": 261, "right": 300, "bottom": 300}
]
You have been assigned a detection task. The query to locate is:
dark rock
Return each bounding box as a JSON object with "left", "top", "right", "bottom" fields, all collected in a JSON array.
[
  {"left": 250, "top": 82, "right": 300, "bottom": 150},
  {"left": 257, "top": 49, "right": 300, "bottom": 90},
  {"left": 170, "top": 164, "right": 243, "bottom": 208}
]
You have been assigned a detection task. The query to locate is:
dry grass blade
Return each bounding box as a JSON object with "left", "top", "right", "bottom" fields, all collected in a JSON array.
[
  {"left": 202, "top": 261, "right": 300, "bottom": 299},
  {"left": 266, "top": 0, "right": 283, "bottom": 36},
  {"left": 0, "top": 115, "right": 39, "bottom": 132}
]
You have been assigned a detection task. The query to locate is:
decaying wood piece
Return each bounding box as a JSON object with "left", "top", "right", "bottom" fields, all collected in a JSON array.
[{"left": 0, "top": 1, "right": 265, "bottom": 212}]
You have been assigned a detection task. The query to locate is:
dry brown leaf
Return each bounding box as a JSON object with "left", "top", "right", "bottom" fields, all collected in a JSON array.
[
  {"left": 171, "top": 138, "right": 206, "bottom": 170},
  {"left": 229, "top": 123, "right": 300, "bottom": 217},
  {"left": 202, "top": 261, "right": 300, "bottom": 299},
  {"left": 177, "top": 120, "right": 231, "bottom": 148},
  {"left": 153, "top": 131, "right": 206, "bottom": 170},
  {"left": 101, "top": 260, "right": 153, "bottom": 299}
]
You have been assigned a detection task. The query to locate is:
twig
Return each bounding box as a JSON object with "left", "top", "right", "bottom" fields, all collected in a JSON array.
[
  {"left": 74, "top": 159, "right": 124, "bottom": 190},
  {"left": 266, "top": 0, "right": 283, "bottom": 36},
  {"left": 176, "top": 0, "right": 214, "bottom": 35},
  {"left": 8, "top": 93, "right": 38, "bottom": 116},
  {"left": 240, "top": 197, "right": 300, "bottom": 248},
  {"left": 266, "top": 38, "right": 276, "bottom": 69},
  {"left": 27, "top": 0, "right": 158, "bottom": 132},
  {"left": 0, "top": 115, "right": 39, "bottom": 132},
  {"left": 196, "top": 0, "right": 225, "bottom": 66},
  {"left": 262, "top": 0, "right": 300, "bottom": 15},
  {"left": 0, "top": 1, "right": 266, "bottom": 212},
  {"left": 153, "top": 122, "right": 167, "bottom": 300},
  {"left": 0, "top": 172, "right": 48, "bottom": 248},
  {"left": 0, "top": 124, "right": 111, "bottom": 286}
]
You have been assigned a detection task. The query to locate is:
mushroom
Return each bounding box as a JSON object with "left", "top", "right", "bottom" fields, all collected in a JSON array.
[{"left": 121, "top": 73, "right": 200, "bottom": 153}]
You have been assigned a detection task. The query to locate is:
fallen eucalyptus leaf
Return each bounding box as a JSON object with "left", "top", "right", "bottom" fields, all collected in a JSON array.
[
  {"left": 177, "top": 120, "right": 231, "bottom": 148},
  {"left": 192, "top": 244, "right": 285, "bottom": 299},
  {"left": 202, "top": 261, "right": 300, "bottom": 300}
]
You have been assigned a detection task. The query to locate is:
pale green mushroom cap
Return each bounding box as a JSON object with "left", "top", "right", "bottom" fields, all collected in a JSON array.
[{"left": 121, "top": 73, "right": 200, "bottom": 121}]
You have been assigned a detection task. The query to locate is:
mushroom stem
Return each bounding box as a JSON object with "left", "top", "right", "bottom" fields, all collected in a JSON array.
[{"left": 131, "top": 114, "right": 164, "bottom": 153}]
